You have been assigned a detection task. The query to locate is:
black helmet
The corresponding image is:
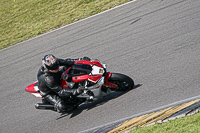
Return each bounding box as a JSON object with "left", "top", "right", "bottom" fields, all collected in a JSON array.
[{"left": 42, "top": 54, "right": 59, "bottom": 72}]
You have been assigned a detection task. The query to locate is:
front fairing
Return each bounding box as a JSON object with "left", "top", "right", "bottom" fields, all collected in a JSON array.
[{"left": 60, "top": 60, "right": 105, "bottom": 88}]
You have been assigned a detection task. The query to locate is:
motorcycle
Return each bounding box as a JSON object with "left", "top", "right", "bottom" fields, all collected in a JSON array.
[{"left": 25, "top": 59, "right": 134, "bottom": 112}]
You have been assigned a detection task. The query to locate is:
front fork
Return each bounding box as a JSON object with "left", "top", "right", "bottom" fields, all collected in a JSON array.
[{"left": 76, "top": 72, "right": 118, "bottom": 102}]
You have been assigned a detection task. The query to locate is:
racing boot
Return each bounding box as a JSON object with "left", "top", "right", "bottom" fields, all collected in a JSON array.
[
  {"left": 55, "top": 101, "right": 76, "bottom": 113},
  {"left": 44, "top": 94, "right": 67, "bottom": 113}
]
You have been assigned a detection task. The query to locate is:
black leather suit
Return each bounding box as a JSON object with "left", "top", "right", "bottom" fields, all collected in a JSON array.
[{"left": 37, "top": 58, "right": 77, "bottom": 112}]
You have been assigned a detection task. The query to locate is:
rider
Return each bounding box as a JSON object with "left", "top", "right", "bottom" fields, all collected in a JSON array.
[{"left": 37, "top": 54, "right": 90, "bottom": 113}]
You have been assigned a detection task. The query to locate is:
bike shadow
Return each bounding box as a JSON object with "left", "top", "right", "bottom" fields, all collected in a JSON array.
[{"left": 56, "top": 84, "right": 142, "bottom": 120}]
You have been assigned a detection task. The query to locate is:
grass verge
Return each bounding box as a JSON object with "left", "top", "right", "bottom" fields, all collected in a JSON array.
[
  {"left": 0, "top": 0, "right": 131, "bottom": 50},
  {"left": 1, "top": 1, "right": 200, "bottom": 132},
  {"left": 129, "top": 111, "right": 200, "bottom": 133}
]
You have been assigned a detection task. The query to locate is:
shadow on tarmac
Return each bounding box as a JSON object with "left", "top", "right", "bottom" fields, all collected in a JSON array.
[{"left": 56, "top": 84, "right": 142, "bottom": 120}]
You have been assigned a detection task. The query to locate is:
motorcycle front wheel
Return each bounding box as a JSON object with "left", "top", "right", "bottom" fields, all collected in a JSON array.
[{"left": 108, "top": 73, "right": 134, "bottom": 91}]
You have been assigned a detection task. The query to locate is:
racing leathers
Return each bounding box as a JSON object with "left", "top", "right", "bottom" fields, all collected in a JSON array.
[{"left": 37, "top": 58, "right": 82, "bottom": 112}]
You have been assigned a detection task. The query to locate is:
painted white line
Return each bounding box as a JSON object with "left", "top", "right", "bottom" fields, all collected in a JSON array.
[
  {"left": 1, "top": 0, "right": 138, "bottom": 51},
  {"left": 79, "top": 95, "right": 200, "bottom": 133}
]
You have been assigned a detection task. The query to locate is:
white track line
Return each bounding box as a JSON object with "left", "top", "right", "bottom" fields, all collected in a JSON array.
[
  {"left": 79, "top": 95, "right": 200, "bottom": 133},
  {"left": 1, "top": 0, "right": 138, "bottom": 51}
]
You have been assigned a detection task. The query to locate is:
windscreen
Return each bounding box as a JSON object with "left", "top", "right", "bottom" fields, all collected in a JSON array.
[{"left": 70, "top": 63, "right": 92, "bottom": 75}]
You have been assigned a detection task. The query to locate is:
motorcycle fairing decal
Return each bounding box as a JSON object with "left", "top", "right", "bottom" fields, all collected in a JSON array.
[
  {"left": 34, "top": 84, "right": 39, "bottom": 91},
  {"left": 31, "top": 93, "right": 42, "bottom": 98},
  {"left": 88, "top": 75, "right": 102, "bottom": 83},
  {"left": 86, "top": 64, "right": 104, "bottom": 83},
  {"left": 92, "top": 61, "right": 103, "bottom": 68},
  {"left": 93, "top": 63, "right": 102, "bottom": 68},
  {"left": 25, "top": 82, "right": 38, "bottom": 93},
  {"left": 91, "top": 65, "right": 104, "bottom": 75},
  {"left": 25, "top": 82, "right": 42, "bottom": 98}
]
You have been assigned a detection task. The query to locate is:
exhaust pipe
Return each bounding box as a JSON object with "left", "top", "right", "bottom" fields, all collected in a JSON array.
[{"left": 35, "top": 103, "right": 54, "bottom": 110}]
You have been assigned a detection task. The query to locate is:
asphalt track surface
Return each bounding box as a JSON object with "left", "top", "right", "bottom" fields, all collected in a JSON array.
[{"left": 1, "top": 0, "right": 200, "bottom": 132}]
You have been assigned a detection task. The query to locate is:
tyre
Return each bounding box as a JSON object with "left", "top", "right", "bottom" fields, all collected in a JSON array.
[{"left": 108, "top": 73, "right": 134, "bottom": 91}]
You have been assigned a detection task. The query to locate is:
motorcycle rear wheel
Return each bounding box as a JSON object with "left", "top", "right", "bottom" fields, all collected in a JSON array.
[{"left": 108, "top": 73, "right": 134, "bottom": 91}]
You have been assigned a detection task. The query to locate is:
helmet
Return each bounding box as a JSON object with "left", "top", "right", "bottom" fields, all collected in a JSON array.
[{"left": 42, "top": 54, "right": 59, "bottom": 72}]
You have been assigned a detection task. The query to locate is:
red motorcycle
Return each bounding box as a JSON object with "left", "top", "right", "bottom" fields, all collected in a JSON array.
[{"left": 25, "top": 59, "right": 134, "bottom": 111}]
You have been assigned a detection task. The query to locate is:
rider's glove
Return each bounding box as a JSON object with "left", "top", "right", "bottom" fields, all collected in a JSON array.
[
  {"left": 58, "top": 89, "right": 73, "bottom": 97},
  {"left": 58, "top": 87, "right": 85, "bottom": 97}
]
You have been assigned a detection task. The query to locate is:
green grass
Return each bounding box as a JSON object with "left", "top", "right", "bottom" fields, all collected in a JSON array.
[
  {"left": 129, "top": 111, "right": 200, "bottom": 133},
  {"left": 1, "top": 1, "right": 200, "bottom": 132},
  {"left": 0, "top": 0, "right": 131, "bottom": 49}
]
